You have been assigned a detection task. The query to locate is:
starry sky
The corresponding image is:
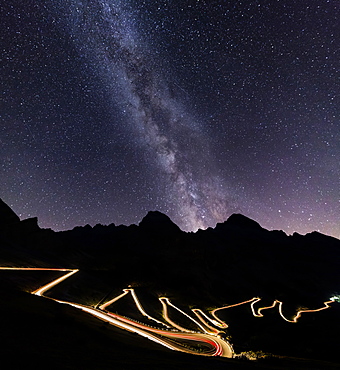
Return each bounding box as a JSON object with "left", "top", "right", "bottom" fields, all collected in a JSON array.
[{"left": 1, "top": 0, "right": 339, "bottom": 238}]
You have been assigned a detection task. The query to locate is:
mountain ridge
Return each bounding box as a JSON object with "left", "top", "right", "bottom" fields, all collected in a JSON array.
[
  {"left": 1, "top": 198, "right": 337, "bottom": 242},
  {"left": 0, "top": 198, "right": 339, "bottom": 364}
]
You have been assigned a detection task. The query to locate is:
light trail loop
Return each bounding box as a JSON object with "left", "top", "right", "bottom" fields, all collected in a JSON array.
[
  {"left": 277, "top": 300, "right": 335, "bottom": 323},
  {"left": 0, "top": 267, "right": 233, "bottom": 357},
  {"left": 191, "top": 309, "right": 222, "bottom": 334},
  {"left": 1, "top": 266, "right": 334, "bottom": 356},
  {"left": 210, "top": 297, "right": 260, "bottom": 328},
  {"left": 127, "top": 289, "right": 171, "bottom": 328},
  {"left": 32, "top": 269, "right": 79, "bottom": 296}
]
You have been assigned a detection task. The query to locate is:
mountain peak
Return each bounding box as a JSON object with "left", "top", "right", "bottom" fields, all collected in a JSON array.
[
  {"left": 139, "top": 211, "right": 181, "bottom": 234},
  {"left": 0, "top": 199, "right": 20, "bottom": 225},
  {"left": 225, "top": 213, "right": 263, "bottom": 230}
]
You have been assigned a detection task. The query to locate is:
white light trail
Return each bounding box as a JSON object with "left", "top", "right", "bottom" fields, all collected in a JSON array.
[
  {"left": 159, "top": 297, "right": 192, "bottom": 333},
  {"left": 210, "top": 297, "right": 260, "bottom": 328},
  {"left": 214, "top": 297, "right": 336, "bottom": 324},
  {"left": 159, "top": 297, "right": 210, "bottom": 334},
  {"left": 99, "top": 290, "right": 130, "bottom": 310},
  {"left": 1, "top": 266, "right": 334, "bottom": 357},
  {"left": 32, "top": 269, "right": 79, "bottom": 296},
  {"left": 127, "top": 289, "right": 171, "bottom": 328},
  {"left": 277, "top": 300, "right": 335, "bottom": 323},
  {"left": 0, "top": 267, "right": 233, "bottom": 357},
  {"left": 191, "top": 309, "right": 222, "bottom": 334}
]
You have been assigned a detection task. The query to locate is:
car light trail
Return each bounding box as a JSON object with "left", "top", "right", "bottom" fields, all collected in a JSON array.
[
  {"left": 210, "top": 297, "right": 260, "bottom": 328},
  {"left": 250, "top": 298, "right": 275, "bottom": 317},
  {"left": 99, "top": 292, "right": 231, "bottom": 355},
  {"left": 159, "top": 297, "right": 209, "bottom": 334},
  {"left": 102, "top": 310, "right": 230, "bottom": 356},
  {"left": 159, "top": 297, "right": 193, "bottom": 333},
  {"left": 58, "top": 300, "right": 178, "bottom": 352},
  {"left": 0, "top": 267, "right": 79, "bottom": 296},
  {"left": 0, "top": 267, "right": 233, "bottom": 357},
  {"left": 32, "top": 269, "right": 79, "bottom": 296},
  {"left": 277, "top": 300, "right": 335, "bottom": 323},
  {"left": 99, "top": 290, "right": 130, "bottom": 310},
  {"left": 100, "top": 288, "right": 171, "bottom": 328},
  {"left": 126, "top": 289, "right": 171, "bottom": 328},
  {"left": 212, "top": 296, "right": 336, "bottom": 325},
  {"left": 0, "top": 266, "right": 335, "bottom": 357},
  {"left": 0, "top": 268, "right": 73, "bottom": 271},
  {"left": 191, "top": 309, "right": 221, "bottom": 334}
]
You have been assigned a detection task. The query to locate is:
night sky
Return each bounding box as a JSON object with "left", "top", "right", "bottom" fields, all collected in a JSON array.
[{"left": 1, "top": 0, "right": 339, "bottom": 238}]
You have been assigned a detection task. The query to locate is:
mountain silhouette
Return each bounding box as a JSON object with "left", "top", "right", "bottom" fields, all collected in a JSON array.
[
  {"left": 139, "top": 211, "right": 182, "bottom": 235},
  {"left": 0, "top": 198, "right": 20, "bottom": 225},
  {"left": 224, "top": 213, "right": 264, "bottom": 230},
  {"left": 0, "top": 198, "right": 339, "bottom": 366}
]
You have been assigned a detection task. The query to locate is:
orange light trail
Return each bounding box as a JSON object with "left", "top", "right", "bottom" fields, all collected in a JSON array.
[
  {"left": 99, "top": 290, "right": 130, "bottom": 310},
  {"left": 159, "top": 297, "right": 193, "bottom": 333},
  {"left": 127, "top": 289, "right": 171, "bottom": 328},
  {"left": 277, "top": 300, "right": 335, "bottom": 323},
  {"left": 159, "top": 297, "right": 209, "bottom": 334},
  {"left": 0, "top": 266, "right": 335, "bottom": 356},
  {"left": 212, "top": 296, "right": 336, "bottom": 324},
  {"left": 210, "top": 297, "right": 260, "bottom": 328},
  {"left": 100, "top": 288, "right": 171, "bottom": 328},
  {"left": 191, "top": 309, "right": 222, "bottom": 334},
  {"left": 0, "top": 267, "right": 233, "bottom": 357},
  {"left": 250, "top": 298, "right": 276, "bottom": 317},
  {"left": 32, "top": 269, "right": 79, "bottom": 296}
]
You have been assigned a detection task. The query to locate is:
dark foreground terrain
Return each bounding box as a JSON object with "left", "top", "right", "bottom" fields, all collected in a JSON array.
[{"left": 0, "top": 198, "right": 339, "bottom": 369}]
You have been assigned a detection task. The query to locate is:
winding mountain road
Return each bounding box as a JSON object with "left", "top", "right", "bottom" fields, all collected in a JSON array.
[
  {"left": 0, "top": 267, "right": 233, "bottom": 357},
  {"left": 2, "top": 266, "right": 335, "bottom": 357}
]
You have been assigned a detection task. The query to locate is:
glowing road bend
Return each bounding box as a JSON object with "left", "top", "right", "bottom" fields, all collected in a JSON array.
[
  {"left": 251, "top": 299, "right": 335, "bottom": 323},
  {"left": 210, "top": 297, "right": 260, "bottom": 329},
  {"left": 211, "top": 297, "right": 336, "bottom": 325},
  {"left": 1, "top": 267, "right": 336, "bottom": 356},
  {"left": 191, "top": 309, "right": 222, "bottom": 335},
  {"left": 159, "top": 297, "right": 208, "bottom": 333},
  {"left": 0, "top": 267, "right": 233, "bottom": 357}
]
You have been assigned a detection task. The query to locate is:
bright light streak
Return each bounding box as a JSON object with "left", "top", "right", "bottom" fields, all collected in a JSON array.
[
  {"left": 0, "top": 267, "right": 73, "bottom": 271},
  {"left": 100, "top": 292, "right": 233, "bottom": 356},
  {"left": 61, "top": 300, "right": 178, "bottom": 351},
  {"left": 191, "top": 309, "right": 221, "bottom": 334},
  {"left": 0, "top": 267, "right": 233, "bottom": 357},
  {"left": 159, "top": 297, "right": 192, "bottom": 332},
  {"left": 102, "top": 310, "right": 232, "bottom": 356},
  {"left": 126, "top": 289, "right": 170, "bottom": 328},
  {"left": 250, "top": 298, "right": 276, "bottom": 317},
  {"left": 159, "top": 297, "right": 209, "bottom": 334},
  {"left": 250, "top": 298, "right": 335, "bottom": 322},
  {"left": 100, "top": 288, "right": 171, "bottom": 328},
  {"left": 210, "top": 297, "right": 260, "bottom": 328},
  {"left": 277, "top": 300, "right": 334, "bottom": 323},
  {"left": 2, "top": 266, "right": 334, "bottom": 357},
  {"left": 32, "top": 269, "right": 79, "bottom": 296},
  {"left": 163, "top": 298, "right": 209, "bottom": 333},
  {"left": 99, "top": 290, "right": 130, "bottom": 310}
]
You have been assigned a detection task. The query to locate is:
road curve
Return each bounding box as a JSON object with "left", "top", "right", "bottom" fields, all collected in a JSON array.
[{"left": 0, "top": 267, "right": 233, "bottom": 357}]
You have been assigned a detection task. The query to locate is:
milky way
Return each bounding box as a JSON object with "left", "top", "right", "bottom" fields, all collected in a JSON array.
[
  {"left": 1, "top": 1, "right": 339, "bottom": 237},
  {"left": 81, "top": 0, "right": 238, "bottom": 231}
]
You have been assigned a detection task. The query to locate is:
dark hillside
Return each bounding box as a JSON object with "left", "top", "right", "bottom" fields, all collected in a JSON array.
[{"left": 0, "top": 199, "right": 339, "bottom": 366}]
